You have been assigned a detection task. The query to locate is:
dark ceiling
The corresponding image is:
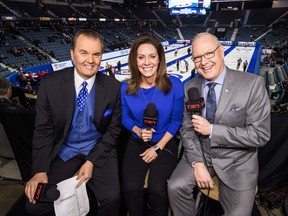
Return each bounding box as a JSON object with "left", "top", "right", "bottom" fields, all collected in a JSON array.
[
  {"left": 81, "top": 0, "right": 273, "bottom": 10},
  {"left": 122, "top": 0, "right": 164, "bottom": 6},
  {"left": 84, "top": 0, "right": 273, "bottom": 7},
  {"left": 121, "top": 0, "right": 273, "bottom": 9}
]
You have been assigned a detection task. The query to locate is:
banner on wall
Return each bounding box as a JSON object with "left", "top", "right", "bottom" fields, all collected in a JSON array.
[{"left": 51, "top": 60, "right": 73, "bottom": 71}]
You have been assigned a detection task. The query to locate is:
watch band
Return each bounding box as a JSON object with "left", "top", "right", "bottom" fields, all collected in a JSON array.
[
  {"left": 191, "top": 161, "right": 198, "bottom": 168},
  {"left": 153, "top": 145, "right": 161, "bottom": 155}
]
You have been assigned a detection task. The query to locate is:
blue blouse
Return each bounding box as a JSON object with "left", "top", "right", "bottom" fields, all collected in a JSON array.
[{"left": 121, "top": 75, "right": 184, "bottom": 142}]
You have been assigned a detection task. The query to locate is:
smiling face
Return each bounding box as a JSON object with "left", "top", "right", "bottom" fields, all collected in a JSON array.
[
  {"left": 70, "top": 34, "right": 102, "bottom": 80},
  {"left": 136, "top": 43, "right": 160, "bottom": 81},
  {"left": 192, "top": 34, "right": 225, "bottom": 81}
]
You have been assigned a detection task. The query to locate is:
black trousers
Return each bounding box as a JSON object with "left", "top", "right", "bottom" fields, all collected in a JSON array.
[
  {"left": 122, "top": 136, "right": 178, "bottom": 216},
  {"left": 26, "top": 152, "right": 120, "bottom": 216}
]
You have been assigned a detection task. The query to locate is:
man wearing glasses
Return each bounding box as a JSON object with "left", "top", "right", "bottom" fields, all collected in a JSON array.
[{"left": 168, "top": 32, "right": 271, "bottom": 216}]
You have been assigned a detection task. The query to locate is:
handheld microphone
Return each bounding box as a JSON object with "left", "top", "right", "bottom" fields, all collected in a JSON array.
[
  {"left": 185, "top": 87, "right": 205, "bottom": 115},
  {"left": 143, "top": 103, "right": 158, "bottom": 130},
  {"left": 34, "top": 183, "right": 60, "bottom": 203}
]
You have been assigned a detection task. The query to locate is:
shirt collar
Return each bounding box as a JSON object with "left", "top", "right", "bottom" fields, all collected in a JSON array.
[
  {"left": 74, "top": 69, "right": 96, "bottom": 94},
  {"left": 205, "top": 66, "right": 226, "bottom": 86}
]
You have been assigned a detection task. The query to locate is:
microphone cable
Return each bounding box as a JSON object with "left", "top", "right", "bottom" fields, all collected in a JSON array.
[
  {"left": 187, "top": 87, "right": 212, "bottom": 216},
  {"left": 196, "top": 123, "right": 211, "bottom": 216}
]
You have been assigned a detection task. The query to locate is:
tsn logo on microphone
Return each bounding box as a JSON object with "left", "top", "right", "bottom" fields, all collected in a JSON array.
[
  {"left": 34, "top": 183, "right": 44, "bottom": 200},
  {"left": 187, "top": 101, "right": 205, "bottom": 110},
  {"left": 143, "top": 119, "right": 157, "bottom": 126}
]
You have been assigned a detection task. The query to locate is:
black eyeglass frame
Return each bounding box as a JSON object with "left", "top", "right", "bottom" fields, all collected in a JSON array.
[{"left": 192, "top": 45, "right": 221, "bottom": 63}]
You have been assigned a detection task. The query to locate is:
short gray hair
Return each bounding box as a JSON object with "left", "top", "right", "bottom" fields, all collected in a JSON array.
[{"left": 192, "top": 32, "right": 221, "bottom": 46}]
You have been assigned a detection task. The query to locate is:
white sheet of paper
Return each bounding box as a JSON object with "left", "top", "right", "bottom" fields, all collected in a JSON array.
[{"left": 54, "top": 176, "right": 90, "bottom": 216}]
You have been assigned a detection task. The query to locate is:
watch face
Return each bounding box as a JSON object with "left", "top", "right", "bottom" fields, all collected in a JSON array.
[{"left": 155, "top": 147, "right": 161, "bottom": 154}]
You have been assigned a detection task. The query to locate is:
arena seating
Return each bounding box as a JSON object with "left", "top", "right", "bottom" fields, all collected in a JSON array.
[{"left": 0, "top": 1, "right": 287, "bottom": 83}]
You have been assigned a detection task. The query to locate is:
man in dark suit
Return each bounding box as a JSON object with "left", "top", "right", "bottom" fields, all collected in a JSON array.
[
  {"left": 25, "top": 29, "right": 121, "bottom": 216},
  {"left": 168, "top": 32, "right": 271, "bottom": 215}
]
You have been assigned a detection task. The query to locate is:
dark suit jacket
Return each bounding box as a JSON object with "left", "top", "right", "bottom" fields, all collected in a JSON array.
[
  {"left": 0, "top": 98, "right": 26, "bottom": 110},
  {"left": 0, "top": 107, "right": 35, "bottom": 181},
  {"left": 31, "top": 67, "right": 122, "bottom": 175}
]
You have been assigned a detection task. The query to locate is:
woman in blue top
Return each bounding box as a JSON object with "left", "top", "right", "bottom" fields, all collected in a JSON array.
[{"left": 121, "top": 32, "right": 184, "bottom": 216}]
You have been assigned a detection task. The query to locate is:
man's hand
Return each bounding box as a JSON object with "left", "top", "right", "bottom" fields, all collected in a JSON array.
[
  {"left": 191, "top": 114, "right": 211, "bottom": 136},
  {"left": 76, "top": 160, "right": 94, "bottom": 188},
  {"left": 25, "top": 172, "right": 48, "bottom": 204},
  {"left": 193, "top": 162, "right": 214, "bottom": 189}
]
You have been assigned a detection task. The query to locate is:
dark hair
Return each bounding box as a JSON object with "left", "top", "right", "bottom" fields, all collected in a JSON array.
[
  {"left": 127, "top": 32, "right": 171, "bottom": 95},
  {"left": 0, "top": 78, "right": 10, "bottom": 96},
  {"left": 71, "top": 29, "right": 105, "bottom": 52}
]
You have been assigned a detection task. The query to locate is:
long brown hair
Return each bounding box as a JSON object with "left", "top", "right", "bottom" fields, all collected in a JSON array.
[{"left": 126, "top": 32, "right": 171, "bottom": 95}]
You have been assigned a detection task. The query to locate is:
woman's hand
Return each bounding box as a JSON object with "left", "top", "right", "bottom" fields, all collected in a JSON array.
[
  {"left": 140, "top": 146, "right": 159, "bottom": 163},
  {"left": 141, "top": 128, "right": 155, "bottom": 142}
]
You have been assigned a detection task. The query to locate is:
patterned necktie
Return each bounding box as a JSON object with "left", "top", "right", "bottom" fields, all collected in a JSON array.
[
  {"left": 77, "top": 81, "right": 88, "bottom": 112},
  {"left": 206, "top": 82, "right": 217, "bottom": 124}
]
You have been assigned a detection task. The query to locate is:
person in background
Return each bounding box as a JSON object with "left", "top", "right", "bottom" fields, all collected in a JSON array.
[
  {"left": 174, "top": 48, "right": 178, "bottom": 57},
  {"left": 28, "top": 71, "right": 37, "bottom": 90},
  {"left": 168, "top": 32, "right": 271, "bottom": 216},
  {"left": 111, "top": 66, "right": 116, "bottom": 78},
  {"left": 36, "top": 70, "right": 44, "bottom": 81},
  {"left": 0, "top": 78, "right": 25, "bottom": 110},
  {"left": 176, "top": 59, "right": 180, "bottom": 71},
  {"left": 105, "top": 62, "right": 110, "bottom": 75},
  {"left": 16, "top": 70, "right": 27, "bottom": 88},
  {"left": 243, "top": 60, "right": 248, "bottom": 72},
  {"left": 190, "top": 68, "right": 196, "bottom": 79},
  {"left": 236, "top": 57, "right": 242, "bottom": 70},
  {"left": 121, "top": 32, "right": 184, "bottom": 216},
  {"left": 184, "top": 59, "right": 189, "bottom": 72},
  {"left": 117, "top": 60, "right": 122, "bottom": 74},
  {"left": 187, "top": 47, "right": 191, "bottom": 55},
  {"left": 108, "top": 65, "right": 116, "bottom": 78},
  {"left": 25, "top": 29, "right": 121, "bottom": 216},
  {"left": 42, "top": 69, "right": 49, "bottom": 76}
]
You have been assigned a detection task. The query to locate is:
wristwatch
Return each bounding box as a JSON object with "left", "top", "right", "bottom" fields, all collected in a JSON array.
[{"left": 153, "top": 145, "right": 162, "bottom": 155}]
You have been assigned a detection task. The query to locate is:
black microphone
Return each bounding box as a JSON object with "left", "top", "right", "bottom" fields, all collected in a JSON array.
[
  {"left": 34, "top": 183, "right": 60, "bottom": 203},
  {"left": 185, "top": 87, "right": 205, "bottom": 115},
  {"left": 143, "top": 103, "right": 158, "bottom": 130}
]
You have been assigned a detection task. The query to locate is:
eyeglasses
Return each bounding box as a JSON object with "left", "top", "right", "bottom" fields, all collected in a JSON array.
[{"left": 192, "top": 45, "right": 221, "bottom": 63}]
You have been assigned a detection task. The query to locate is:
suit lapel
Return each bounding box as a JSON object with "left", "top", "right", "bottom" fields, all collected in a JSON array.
[
  {"left": 192, "top": 76, "right": 205, "bottom": 117},
  {"left": 61, "top": 68, "right": 75, "bottom": 136},
  {"left": 215, "top": 69, "right": 235, "bottom": 123},
  {"left": 195, "top": 77, "right": 204, "bottom": 97},
  {"left": 187, "top": 76, "right": 204, "bottom": 96},
  {"left": 93, "top": 72, "right": 106, "bottom": 128}
]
